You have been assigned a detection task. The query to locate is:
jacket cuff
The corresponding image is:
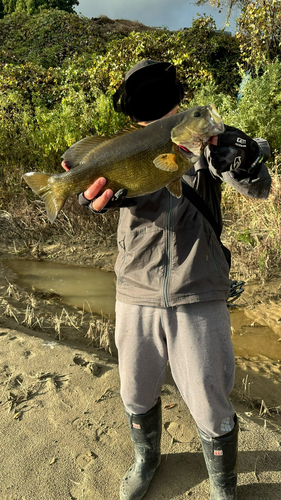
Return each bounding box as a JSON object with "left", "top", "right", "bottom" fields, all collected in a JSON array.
[
  {"left": 77, "top": 192, "right": 91, "bottom": 206},
  {"left": 224, "top": 161, "right": 272, "bottom": 199},
  {"left": 77, "top": 193, "right": 108, "bottom": 214}
]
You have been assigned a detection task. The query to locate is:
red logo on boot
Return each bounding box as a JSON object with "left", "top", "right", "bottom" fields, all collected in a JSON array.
[
  {"left": 132, "top": 423, "right": 141, "bottom": 429},
  {"left": 214, "top": 450, "right": 223, "bottom": 456}
]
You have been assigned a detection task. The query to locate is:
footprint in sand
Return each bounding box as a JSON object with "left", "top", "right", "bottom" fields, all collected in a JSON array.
[{"left": 76, "top": 451, "right": 98, "bottom": 471}]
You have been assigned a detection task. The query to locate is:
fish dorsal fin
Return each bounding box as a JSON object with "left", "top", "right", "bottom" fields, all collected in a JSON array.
[
  {"left": 109, "top": 123, "right": 143, "bottom": 138},
  {"left": 62, "top": 135, "right": 109, "bottom": 168},
  {"left": 153, "top": 154, "right": 178, "bottom": 172},
  {"left": 166, "top": 179, "right": 182, "bottom": 198},
  {"left": 61, "top": 125, "right": 142, "bottom": 168}
]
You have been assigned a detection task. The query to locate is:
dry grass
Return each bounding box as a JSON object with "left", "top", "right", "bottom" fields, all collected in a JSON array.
[
  {"left": 0, "top": 369, "right": 71, "bottom": 420},
  {"left": 222, "top": 160, "right": 281, "bottom": 281},
  {"left": 234, "top": 373, "right": 281, "bottom": 429},
  {"left": 0, "top": 281, "right": 116, "bottom": 356},
  {"left": 1, "top": 190, "right": 119, "bottom": 249}
]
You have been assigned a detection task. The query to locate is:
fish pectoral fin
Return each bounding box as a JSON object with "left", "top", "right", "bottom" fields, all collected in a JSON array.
[
  {"left": 153, "top": 154, "right": 179, "bottom": 172},
  {"left": 166, "top": 179, "right": 182, "bottom": 198},
  {"left": 23, "top": 172, "right": 66, "bottom": 223}
]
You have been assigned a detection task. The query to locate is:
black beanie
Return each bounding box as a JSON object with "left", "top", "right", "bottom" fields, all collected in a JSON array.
[{"left": 113, "top": 59, "right": 184, "bottom": 122}]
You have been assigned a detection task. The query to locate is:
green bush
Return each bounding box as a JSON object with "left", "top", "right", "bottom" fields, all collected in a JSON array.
[
  {"left": 33, "top": 90, "right": 128, "bottom": 170},
  {"left": 226, "top": 62, "right": 281, "bottom": 152},
  {"left": 81, "top": 18, "right": 241, "bottom": 101},
  {"left": 189, "top": 61, "right": 281, "bottom": 154},
  {"left": 0, "top": 84, "right": 129, "bottom": 187},
  {"left": 0, "top": 92, "right": 37, "bottom": 180},
  {"left": 0, "top": 10, "right": 246, "bottom": 191},
  {"left": 0, "top": 10, "right": 106, "bottom": 67},
  {"left": 1, "top": 9, "right": 280, "bottom": 199}
]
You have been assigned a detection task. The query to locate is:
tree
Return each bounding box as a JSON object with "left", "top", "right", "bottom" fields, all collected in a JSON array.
[
  {"left": 1, "top": 0, "right": 79, "bottom": 17},
  {"left": 197, "top": 1, "right": 281, "bottom": 68},
  {"left": 236, "top": 0, "right": 281, "bottom": 68},
  {"left": 195, "top": 0, "right": 247, "bottom": 24}
]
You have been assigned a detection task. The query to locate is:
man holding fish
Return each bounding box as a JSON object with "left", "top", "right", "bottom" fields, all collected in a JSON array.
[{"left": 60, "top": 61, "right": 271, "bottom": 499}]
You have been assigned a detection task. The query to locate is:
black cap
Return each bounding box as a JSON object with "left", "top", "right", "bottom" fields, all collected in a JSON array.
[{"left": 113, "top": 59, "right": 184, "bottom": 122}]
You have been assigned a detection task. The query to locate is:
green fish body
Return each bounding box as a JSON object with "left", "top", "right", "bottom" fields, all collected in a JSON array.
[{"left": 23, "top": 104, "right": 224, "bottom": 222}]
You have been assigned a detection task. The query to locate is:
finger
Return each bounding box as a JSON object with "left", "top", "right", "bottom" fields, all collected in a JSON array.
[
  {"left": 91, "top": 189, "right": 114, "bottom": 212},
  {"left": 209, "top": 136, "right": 218, "bottom": 146},
  {"left": 84, "top": 178, "right": 107, "bottom": 200},
  {"left": 61, "top": 160, "right": 70, "bottom": 171}
]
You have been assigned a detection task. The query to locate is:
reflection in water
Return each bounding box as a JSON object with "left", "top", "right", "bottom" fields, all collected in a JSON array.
[
  {"left": 230, "top": 308, "right": 281, "bottom": 362},
  {"left": 4, "top": 259, "right": 281, "bottom": 361},
  {"left": 5, "top": 259, "right": 116, "bottom": 316}
]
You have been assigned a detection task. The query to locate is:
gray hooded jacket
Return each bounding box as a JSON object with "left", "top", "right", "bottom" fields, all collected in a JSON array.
[{"left": 114, "top": 146, "right": 271, "bottom": 307}]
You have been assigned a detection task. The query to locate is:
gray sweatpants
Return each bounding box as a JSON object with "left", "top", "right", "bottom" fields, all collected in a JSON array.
[{"left": 115, "top": 300, "right": 235, "bottom": 437}]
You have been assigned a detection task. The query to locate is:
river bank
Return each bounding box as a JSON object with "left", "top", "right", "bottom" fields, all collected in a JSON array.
[{"left": 0, "top": 205, "right": 281, "bottom": 499}]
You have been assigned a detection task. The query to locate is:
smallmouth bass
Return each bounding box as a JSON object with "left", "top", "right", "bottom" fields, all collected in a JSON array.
[{"left": 23, "top": 103, "right": 224, "bottom": 222}]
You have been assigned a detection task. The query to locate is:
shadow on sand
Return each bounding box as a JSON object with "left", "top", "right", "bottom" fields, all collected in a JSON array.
[{"left": 144, "top": 450, "right": 281, "bottom": 499}]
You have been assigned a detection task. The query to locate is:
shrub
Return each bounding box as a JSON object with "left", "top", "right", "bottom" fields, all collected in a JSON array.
[
  {"left": 0, "top": 10, "right": 105, "bottom": 67},
  {"left": 189, "top": 61, "right": 281, "bottom": 154}
]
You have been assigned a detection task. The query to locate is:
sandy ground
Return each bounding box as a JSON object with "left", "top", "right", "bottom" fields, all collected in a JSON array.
[
  {"left": 0, "top": 240, "right": 281, "bottom": 499},
  {"left": 0, "top": 324, "right": 280, "bottom": 500}
]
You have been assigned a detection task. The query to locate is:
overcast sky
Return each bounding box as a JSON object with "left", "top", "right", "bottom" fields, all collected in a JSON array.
[{"left": 74, "top": 0, "right": 240, "bottom": 34}]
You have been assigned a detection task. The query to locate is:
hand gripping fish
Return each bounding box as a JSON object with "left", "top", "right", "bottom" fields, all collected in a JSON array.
[{"left": 23, "top": 104, "right": 224, "bottom": 222}]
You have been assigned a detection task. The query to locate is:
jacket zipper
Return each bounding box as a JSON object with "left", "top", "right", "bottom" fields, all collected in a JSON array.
[
  {"left": 163, "top": 194, "right": 172, "bottom": 307},
  {"left": 118, "top": 237, "right": 126, "bottom": 284}
]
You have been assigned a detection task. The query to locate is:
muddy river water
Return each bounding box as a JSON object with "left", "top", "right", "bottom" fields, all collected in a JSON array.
[{"left": 4, "top": 259, "right": 281, "bottom": 362}]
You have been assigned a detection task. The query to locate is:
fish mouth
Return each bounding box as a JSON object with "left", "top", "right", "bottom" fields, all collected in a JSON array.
[
  {"left": 177, "top": 145, "right": 195, "bottom": 159},
  {"left": 176, "top": 144, "right": 202, "bottom": 161}
]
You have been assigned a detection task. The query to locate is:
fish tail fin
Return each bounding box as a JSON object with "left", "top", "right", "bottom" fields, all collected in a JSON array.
[{"left": 23, "top": 172, "right": 66, "bottom": 223}]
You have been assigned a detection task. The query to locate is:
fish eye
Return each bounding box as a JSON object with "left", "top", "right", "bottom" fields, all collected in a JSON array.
[{"left": 193, "top": 112, "right": 201, "bottom": 117}]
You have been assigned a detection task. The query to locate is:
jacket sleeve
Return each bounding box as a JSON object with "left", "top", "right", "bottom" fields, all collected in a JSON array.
[
  {"left": 221, "top": 161, "right": 271, "bottom": 199},
  {"left": 204, "top": 138, "right": 272, "bottom": 200}
]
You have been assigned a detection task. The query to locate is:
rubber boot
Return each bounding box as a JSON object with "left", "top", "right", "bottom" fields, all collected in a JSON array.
[
  {"left": 120, "top": 398, "right": 162, "bottom": 500},
  {"left": 198, "top": 415, "right": 238, "bottom": 500}
]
